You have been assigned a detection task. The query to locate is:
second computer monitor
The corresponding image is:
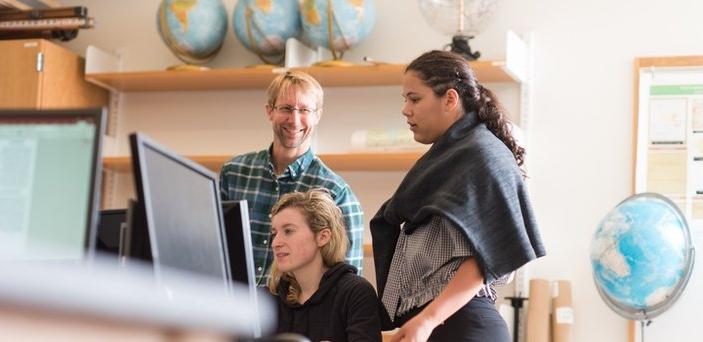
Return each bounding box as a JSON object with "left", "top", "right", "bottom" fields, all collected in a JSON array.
[
  {"left": 96, "top": 209, "right": 127, "bottom": 257},
  {"left": 221, "top": 201, "right": 256, "bottom": 284},
  {"left": 222, "top": 200, "right": 260, "bottom": 336},
  {"left": 129, "top": 133, "right": 230, "bottom": 289}
]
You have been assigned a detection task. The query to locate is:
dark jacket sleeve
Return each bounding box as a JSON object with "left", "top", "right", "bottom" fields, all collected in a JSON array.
[{"left": 344, "top": 278, "right": 382, "bottom": 342}]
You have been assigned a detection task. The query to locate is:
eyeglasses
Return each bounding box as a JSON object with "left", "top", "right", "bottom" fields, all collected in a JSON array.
[{"left": 273, "top": 105, "right": 317, "bottom": 115}]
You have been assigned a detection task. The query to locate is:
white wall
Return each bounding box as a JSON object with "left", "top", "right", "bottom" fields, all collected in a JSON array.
[{"left": 60, "top": 1, "right": 703, "bottom": 341}]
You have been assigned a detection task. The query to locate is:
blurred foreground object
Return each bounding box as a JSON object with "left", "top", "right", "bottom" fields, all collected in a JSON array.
[{"left": 0, "top": 254, "right": 275, "bottom": 341}]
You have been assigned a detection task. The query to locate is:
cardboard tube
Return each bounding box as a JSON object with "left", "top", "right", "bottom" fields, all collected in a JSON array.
[
  {"left": 526, "top": 279, "right": 550, "bottom": 342},
  {"left": 552, "top": 280, "right": 574, "bottom": 342}
]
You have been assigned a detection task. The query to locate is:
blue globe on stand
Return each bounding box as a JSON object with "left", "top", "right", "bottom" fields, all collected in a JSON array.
[
  {"left": 300, "top": 0, "right": 375, "bottom": 66},
  {"left": 590, "top": 193, "right": 695, "bottom": 325},
  {"left": 157, "top": 0, "right": 228, "bottom": 70},
  {"left": 232, "top": 0, "right": 301, "bottom": 66}
]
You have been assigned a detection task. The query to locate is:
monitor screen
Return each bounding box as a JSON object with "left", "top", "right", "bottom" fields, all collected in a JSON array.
[
  {"left": 129, "top": 133, "right": 230, "bottom": 289},
  {"left": 0, "top": 108, "right": 104, "bottom": 260},
  {"left": 221, "top": 200, "right": 256, "bottom": 286},
  {"left": 124, "top": 198, "right": 152, "bottom": 263},
  {"left": 96, "top": 209, "right": 127, "bottom": 257},
  {"left": 221, "top": 200, "right": 260, "bottom": 337}
]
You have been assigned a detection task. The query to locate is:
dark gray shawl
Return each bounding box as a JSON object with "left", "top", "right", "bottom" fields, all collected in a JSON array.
[{"left": 371, "top": 111, "right": 546, "bottom": 316}]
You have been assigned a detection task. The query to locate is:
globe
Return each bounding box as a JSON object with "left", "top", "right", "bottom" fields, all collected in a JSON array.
[
  {"left": 232, "top": 0, "right": 301, "bottom": 64},
  {"left": 157, "top": 0, "right": 228, "bottom": 66},
  {"left": 418, "top": 0, "right": 500, "bottom": 37},
  {"left": 417, "top": 0, "right": 501, "bottom": 60},
  {"left": 300, "top": 0, "right": 375, "bottom": 62},
  {"left": 590, "top": 193, "right": 695, "bottom": 321}
]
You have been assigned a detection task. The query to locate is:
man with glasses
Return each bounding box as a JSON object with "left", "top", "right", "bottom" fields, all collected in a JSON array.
[{"left": 219, "top": 71, "right": 364, "bottom": 286}]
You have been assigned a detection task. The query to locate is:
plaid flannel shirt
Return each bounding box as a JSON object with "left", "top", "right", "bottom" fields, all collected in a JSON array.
[{"left": 219, "top": 147, "right": 364, "bottom": 285}]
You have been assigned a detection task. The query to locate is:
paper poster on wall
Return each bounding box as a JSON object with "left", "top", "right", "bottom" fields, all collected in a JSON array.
[
  {"left": 692, "top": 199, "right": 703, "bottom": 218},
  {"left": 643, "top": 84, "right": 703, "bottom": 232},
  {"left": 648, "top": 97, "right": 687, "bottom": 144},
  {"left": 646, "top": 150, "right": 687, "bottom": 195},
  {"left": 692, "top": 134, "right": 703, "bottom": 157},
  {"left": 693, "top": 159, "right": 703, "bottom": 194},
  {"left": 692, "top": 98, "right": 703, "bottom": 132}
]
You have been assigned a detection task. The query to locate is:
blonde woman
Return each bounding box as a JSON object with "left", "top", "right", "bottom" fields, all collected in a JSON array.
[{"left": 268, "top": 190, "right": 381, "bottom": 342}]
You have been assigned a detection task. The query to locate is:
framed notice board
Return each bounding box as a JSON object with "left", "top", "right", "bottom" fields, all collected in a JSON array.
[
  {"left": 633, "top": 56, "right": 703, "bottom": 342},
  {"left": 635, "top": 57, "right": 703, "bottom": 230}
]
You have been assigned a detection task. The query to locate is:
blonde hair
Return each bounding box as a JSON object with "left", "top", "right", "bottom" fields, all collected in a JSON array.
[
  {"left": 266, "top": 70, "right": 324, "bottom": 110},
  {"left": 267, "top": 189, "right": 349, "bottom": 304}
]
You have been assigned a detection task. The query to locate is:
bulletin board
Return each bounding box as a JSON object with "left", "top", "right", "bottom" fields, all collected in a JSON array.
[
  {"left": 635, "top": 57, "right": 703, "bottom": 231},
  {"left": 633, "top": 56, "right": 703, "bottom": 342}
]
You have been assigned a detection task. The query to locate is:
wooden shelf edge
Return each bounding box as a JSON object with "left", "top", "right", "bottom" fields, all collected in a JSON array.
[
  {"left": 320, "top": 151, "right": 423, "bottom": 171},
  {"left": 103, "top": 151, "right": 424, "bottom": 173},
  {"left": 470, "top": 60, "right": 518, "bottom": 83},
  {"left": 85, "top": 61, "right": 517, "bottom": 92},
  {"left": 636, "top": 55, "right": 703, "bottom": 68}
]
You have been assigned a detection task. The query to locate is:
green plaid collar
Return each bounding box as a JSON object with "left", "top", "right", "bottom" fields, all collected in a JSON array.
[{"left": 266, "top": 144, "right": 315, "bottom": 179}]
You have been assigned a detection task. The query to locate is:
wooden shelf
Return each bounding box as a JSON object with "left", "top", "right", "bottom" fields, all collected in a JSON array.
[
  {"left": 103, "top": 151, "right": 424, "bottom": 173},
  {"left": 636, "top": 55, "right": 703, "bottom": 68},
  {"left": 86, "top": 61, "right": 517, "bottom": 92},
  {"left": 318, "top": 151, "right": 424, "bottom": 171}
]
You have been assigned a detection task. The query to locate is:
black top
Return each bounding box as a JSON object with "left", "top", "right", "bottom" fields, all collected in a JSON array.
[
  {"left": 371, "top": 111, "right": 546, "bottom": 329},
  {"left": 275, "top": 263, "right": 382, "bottom": 342}
]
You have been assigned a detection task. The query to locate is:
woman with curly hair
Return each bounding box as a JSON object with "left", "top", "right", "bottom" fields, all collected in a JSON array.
[{"left": 372, "top": 50, "right": 546, "bottom": 342}]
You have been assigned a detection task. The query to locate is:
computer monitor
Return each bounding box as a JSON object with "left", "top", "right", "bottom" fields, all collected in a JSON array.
[
  {"left": 221, "top": 200, "right": 260, "bottom": 336},
  {"left": 221, "top": 200, "right": 256, "bottom": 286},
  {"left": 94, "top": 201, "right": 151, "bottom": 266},
  {"left": 96, "top": 209, "right": 127, "bottom": 257},
  {"left": 0, "top": 108, "right": 105, "bottom": 260},
  {"left": 129, "top": 132, "right": 230, "bottom": 290},
  {"left": 112, "top": 201, "right": 251, "bottom": 271},
  {"left": 123, "top": 198, "right": 151, "bottom": 263}
]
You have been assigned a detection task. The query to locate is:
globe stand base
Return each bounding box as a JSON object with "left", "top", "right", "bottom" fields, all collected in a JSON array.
[
  {"left": 166, "top": 64, "right": 210, "bottom": 72},
  {"left": 313, "top": 60, "right": 356, "bottom": 67},
  {"left": 447, "top": 35, "right": 481, "bottom": 61}
]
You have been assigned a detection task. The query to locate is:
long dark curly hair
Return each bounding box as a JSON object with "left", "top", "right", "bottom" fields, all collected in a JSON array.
[{"left": 406, "top": 50, "right": 526, "bottom": 171}]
